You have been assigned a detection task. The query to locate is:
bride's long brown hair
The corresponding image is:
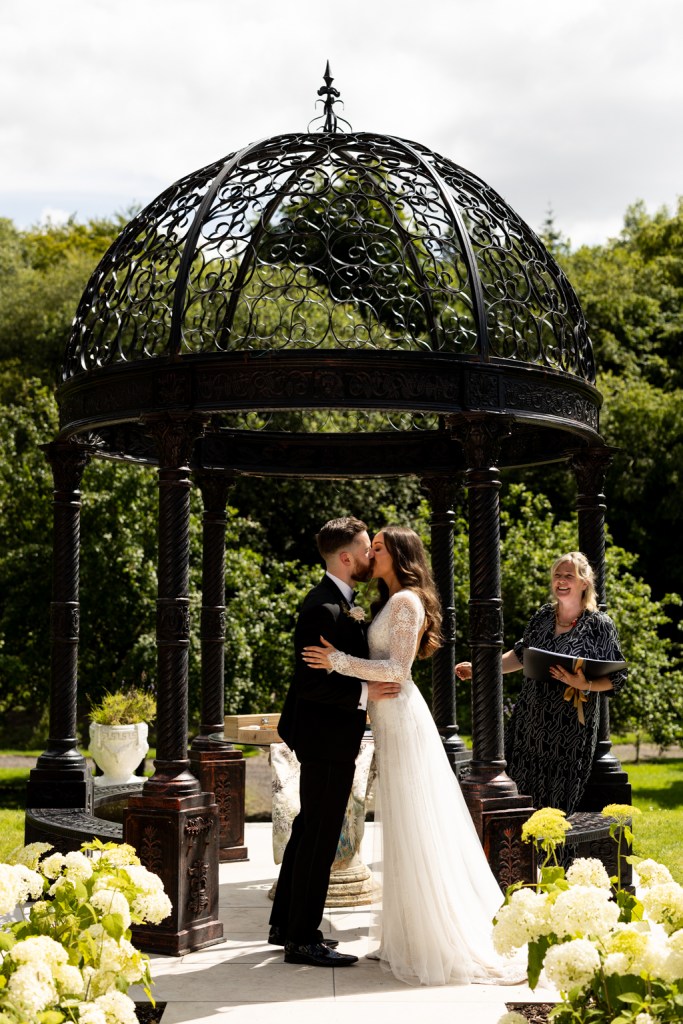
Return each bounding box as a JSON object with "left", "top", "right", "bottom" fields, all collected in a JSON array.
[{"left": 371, "top": 526, "right": 443, "bottom": 659}]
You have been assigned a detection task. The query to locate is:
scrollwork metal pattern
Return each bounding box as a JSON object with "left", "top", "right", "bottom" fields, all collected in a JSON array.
[{"left": 63, "top": 114, "right": 594, "bottom": 382}]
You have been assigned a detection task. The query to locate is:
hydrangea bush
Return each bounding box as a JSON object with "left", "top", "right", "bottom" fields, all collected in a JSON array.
[
  {"left": 494, "top": 805, "right": 683, "bottom": 1024},
  {"left": 0, "top": 839, "right": 172, "bottom": 1024}
]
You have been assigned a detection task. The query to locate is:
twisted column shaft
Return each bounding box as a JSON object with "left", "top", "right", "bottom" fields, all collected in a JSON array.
[
  {"left": 145, "top": 415, "right": 207, "bottom": 795},
  {"left": 572, "top": 447, "right": 627, "bottom": 799},
  {"left": 30, "top": 443, "right": 91, "bottom": 774},
  {"left": 421, "top": 475, "right": 468, "bottom": 769},
  {"left": 459, "top": 421, "right": 516, "bottom": 796},
  {"left": 195, "top": 473, "right": 235, "bottom": 742}
]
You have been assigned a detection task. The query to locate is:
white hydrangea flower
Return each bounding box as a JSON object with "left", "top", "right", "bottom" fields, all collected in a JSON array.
[
  {"left": 7, "top": 842, "right": 53, "bottom": 870},
  {"left": 94, "top": 989, "right": 139, "bottom": 1024},
  {"left": 132, "top": 889, "right": 172, "bottom": 924},
  {"left": 605, "top": 923, "right": 653, "bottom": 974},
  {"left": 91, "top": 887, "right": 132, "bottom": 931},
  {"left": 7, "top": 962, "right": 58, "bottom": 1015},
  {"left": 543, "top": 938, "right": 600, "bottom": 992},
  {"left": 95, "top": 844, "right": 140, "bottom": 869},
  {"left": 603, "top": 951, "right": 629, "bottom": 975},
  {"left": 53, "top": 962, "right": 85, "bottom": 995},
  {"left": 10, "top": 934, "right": 69, "bottom": 966},
  {"left": 64, "top": 850, "right": 94, "bottom": 881},
  {"left": 636, "top": 859, "right": 674, "bottom": 889},
  {"left": 12, "top": 863, "right": 45, "bottom": 902},
  {"left": 566, "top": 857, "right": 611, "bottom": 889},
  {"left": 493, "top": 887, "right": 552, "bottom": 955},
  {"left": 634, "top": 1013, "right": 659, "bottom": 1024},
  {"left": 659, "top": 944, "right": 683, "bottom": 984},
  {"left": 640, "top": 882, "right": 683, "bottom": 935},
  {"left": 98, "top": 935, "right": 145, "bottom": 984},
  {"left": 123, "top": 863, "right": 165, "bottom": 892},
  {"left": 40, "top": 851, "right": 66, "bottom": 878},
  {"left": 549, "top": 885, "right": 620, "bottom": 939},
  {"left": 0, "top": 863, "right": 23, "bottom": 914},
  {"left": 92, "top": 872, "right": 122, "bottom": 894},
  {"left": 497, "top": 1013, "right": 529, "bottom": 1024},
  {"left": 78, "top": 1002, "right": 108, "bottom": 1024}
]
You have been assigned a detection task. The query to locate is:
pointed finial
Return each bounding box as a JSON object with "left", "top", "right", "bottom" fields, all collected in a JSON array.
[{"left": 308, "top": 61, "right": 351, "bottom": 133}]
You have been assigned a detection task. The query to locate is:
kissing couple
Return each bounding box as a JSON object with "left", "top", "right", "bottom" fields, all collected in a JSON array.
[{"left": 269, "top": 516, "right": 524, "bottom": 986}]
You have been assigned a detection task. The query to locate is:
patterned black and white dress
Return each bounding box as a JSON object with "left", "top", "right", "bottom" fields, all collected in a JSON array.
[{"left": 504, "top": 603, "right": 627, "bottom": 815}]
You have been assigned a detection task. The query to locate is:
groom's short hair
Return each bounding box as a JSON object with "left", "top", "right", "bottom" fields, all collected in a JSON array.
[{"left": 316, "top": 516, "right": 368, "bottom": 561}]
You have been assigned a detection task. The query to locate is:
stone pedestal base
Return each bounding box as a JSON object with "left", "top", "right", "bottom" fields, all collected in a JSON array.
[
  {"left": 124, "top": 789, "right": 223, "bottom": 956},
  {"left": 25, "top": 759, "right": 94, "bottom": 823},
  {"left": 324, "top": 853, "right": 380, "bottom": 907},
  {"left": 189, "top": 747, "right": 248, "bottom": 861}
]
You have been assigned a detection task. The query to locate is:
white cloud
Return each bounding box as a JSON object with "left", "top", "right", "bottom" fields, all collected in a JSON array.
[{"left": 1, "top": 0, "right": 681, "bottom": 246}]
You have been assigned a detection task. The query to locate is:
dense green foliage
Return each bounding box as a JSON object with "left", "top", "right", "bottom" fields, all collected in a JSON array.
[{"left": 0, "top": 201, "right": 681, "bottom": 749}]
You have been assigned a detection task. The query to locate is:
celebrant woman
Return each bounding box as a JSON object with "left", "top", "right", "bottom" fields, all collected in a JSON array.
[{"left": 455, "top": 551, "right": 627, "bottom": 815}]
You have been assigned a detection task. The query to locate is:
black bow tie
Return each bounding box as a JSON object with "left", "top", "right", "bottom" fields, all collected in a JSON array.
[{"left": 349, "top": 591, "right": 357, "bottom": 605}]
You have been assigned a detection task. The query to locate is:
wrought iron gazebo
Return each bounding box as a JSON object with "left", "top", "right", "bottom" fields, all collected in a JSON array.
[{"left": 26, "top": 66, "right": 630, "bottom": 954}]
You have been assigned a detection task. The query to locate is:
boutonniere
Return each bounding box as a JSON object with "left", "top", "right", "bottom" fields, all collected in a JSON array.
[{"left": 344, "top": 605, "right": 366, "bottom": 622}]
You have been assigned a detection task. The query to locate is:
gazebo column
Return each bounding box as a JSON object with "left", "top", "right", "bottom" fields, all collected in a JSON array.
[
  {"left": 457, "top": 421, "right": 534, "bottom": 887},
  {"left": 25, "top": 443, "right": 94, "bottom": 826},
  {"left": 189, "top": 471, "right": 247, "bottom": 862},
  {"left": 572, "top": 447, "right": 631, "bottom": 811},
  {"left": 124, "top": 414, "right": 223, "bottom": 955},
  {"left": 420, "top": 474, "right": 470, "bottom": 774}
]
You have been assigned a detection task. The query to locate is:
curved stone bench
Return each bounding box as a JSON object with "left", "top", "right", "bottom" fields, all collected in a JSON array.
[{"left": 25, "top": 783, "right": 144, "bottom": 852}]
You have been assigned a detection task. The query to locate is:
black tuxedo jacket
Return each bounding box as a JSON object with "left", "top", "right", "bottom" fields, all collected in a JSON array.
[{"left": 278, "top": 575, "right": 369, "bottom": 763}]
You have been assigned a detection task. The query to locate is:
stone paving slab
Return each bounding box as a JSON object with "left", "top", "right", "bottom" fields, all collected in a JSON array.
[{"left": 130, "top": 822, "right": 556, "bottom": 1024}]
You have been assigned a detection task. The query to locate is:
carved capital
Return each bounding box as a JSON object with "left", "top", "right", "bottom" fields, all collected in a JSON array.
[
  {"left": 142, "top": 414, "right": 209, "bottom": 469},
  {"left": 571, "top": 447, "right": 613, "bottom": 496},
  {"left": 43, "top": 442, "right": 91, "bottom": 494},
  {"left": 194, "top": 472, "right": 235, "bottom": 516},
  {"left": 420, "top": 475, "right": 459, "bottom": 513},
  {"left": 452, "top": 418, "right": 511, "bottom": 471}
]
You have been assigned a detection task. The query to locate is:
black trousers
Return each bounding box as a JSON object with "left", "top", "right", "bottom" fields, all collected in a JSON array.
[{"left": 269, "top": 757, "right": 356, "bottom": 945}]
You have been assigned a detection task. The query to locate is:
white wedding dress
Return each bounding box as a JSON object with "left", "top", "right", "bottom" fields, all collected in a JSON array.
[{"left": 329, "top": 588, "right": 525, "bottom": 986}]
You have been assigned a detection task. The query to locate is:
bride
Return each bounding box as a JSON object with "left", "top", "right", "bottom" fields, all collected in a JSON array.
[{"left": 303, "top": 525, "right": 524, "bottom": 987}]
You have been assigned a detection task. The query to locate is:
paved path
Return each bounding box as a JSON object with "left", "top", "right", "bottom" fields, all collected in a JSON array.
[{"left": 130, "top": 822, "right": 555, "bottom": 1024}]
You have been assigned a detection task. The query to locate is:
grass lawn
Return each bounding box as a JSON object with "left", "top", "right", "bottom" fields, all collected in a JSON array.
[{"left": 626, "top": 757, "right": 683, "bottom": 883}]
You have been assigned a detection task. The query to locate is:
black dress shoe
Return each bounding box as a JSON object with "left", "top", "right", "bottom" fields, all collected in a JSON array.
[
  {"left": 268, "top": 926, "right": 339, "bottom": 949},
  {"left": 284, "top": 941, "right": 358, "bottom": 967}
]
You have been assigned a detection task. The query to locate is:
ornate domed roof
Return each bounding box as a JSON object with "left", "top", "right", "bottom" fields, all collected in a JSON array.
[{"left": 57, "top": 67, "right": 602, "bottom": 472}]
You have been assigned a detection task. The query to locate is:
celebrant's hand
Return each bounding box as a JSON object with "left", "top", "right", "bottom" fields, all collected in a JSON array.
[
  {"left": 455, "top": 661, "right": 472, "bottom": 680},
  {"left": 549, "top": 664, "right": 589, "bottom": 691},
  {"left": 302, "top": 637, "right": 337, "bottom": 670}
]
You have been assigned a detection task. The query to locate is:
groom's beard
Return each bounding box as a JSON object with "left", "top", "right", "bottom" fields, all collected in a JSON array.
[{"left": 351, "top": 560, "right": 373, "bottom": 584}]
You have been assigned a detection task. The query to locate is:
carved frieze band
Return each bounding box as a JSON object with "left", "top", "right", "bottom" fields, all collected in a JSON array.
[
  {"left": 196, "top": 367, "right": 460, "bottom": 407},
  {"left": 187, "top": 859, "right": 210, "bottom": 915},
  {"left": 157, "top": 602, "right": 191, "bottom": 642},
  {"left": 504, "top": 379, "right": 599, "bottom": 430},
  {"left": 200, "top": 607, "right": 226, "bottom": 642},
  {"left": 50, "top": 602, "right": 80, "bottom": 641},
  {"left": 468, "top": 603, "right": 503, "bottom": 645}
]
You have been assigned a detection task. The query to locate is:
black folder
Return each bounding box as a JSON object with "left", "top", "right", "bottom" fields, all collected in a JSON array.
[{"left": 523, "top": 647, "right": 627, "bottom": 681}]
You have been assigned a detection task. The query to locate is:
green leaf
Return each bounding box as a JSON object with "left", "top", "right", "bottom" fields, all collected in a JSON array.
[
  {"left": 527, "top": 934, "right": 553, "bottom": 990},
  {"left": 101, "top": 912, "right": 126, "bottom": 942}
]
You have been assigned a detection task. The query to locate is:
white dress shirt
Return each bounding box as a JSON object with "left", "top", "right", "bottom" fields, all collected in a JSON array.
[{"left": 325, "top": 571, "right": 368, "bottom": 711}]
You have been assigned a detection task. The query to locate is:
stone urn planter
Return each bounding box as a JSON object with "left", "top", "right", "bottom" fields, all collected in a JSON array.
[
  {"left": 89, "top": 688, "right": 155, "bottom": 787},
  {"left": 89, "top": 721, "right": 149, "bottom": 787}
]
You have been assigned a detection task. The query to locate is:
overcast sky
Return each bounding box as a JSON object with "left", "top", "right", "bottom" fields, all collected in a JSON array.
[{"left": 1, "top": 0, "right": 681, "bottom": 248}]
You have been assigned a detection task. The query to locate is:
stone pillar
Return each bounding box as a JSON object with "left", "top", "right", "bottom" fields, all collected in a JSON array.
[
  {"left": 456, "top": 420, "right": 534, "bottom": 888},
  {"left": 124, "top": 414, "right": 223, "bottom": 955},
  {"left": 25, "top": 442, "right": 94, "bottom": 826},
  {"left": 420, "top": 474, "right": 469, "bottom": 773},
  {"left": 572, "top": 447, "right": 631, "bottom": 811},
  {"left": 189, "top": 471, "right": 247, "bottom": 862}
]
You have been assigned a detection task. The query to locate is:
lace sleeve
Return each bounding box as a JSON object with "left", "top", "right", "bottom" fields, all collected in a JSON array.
[{"left": 328, "top": 590, "right": 423, "bottom": 683}]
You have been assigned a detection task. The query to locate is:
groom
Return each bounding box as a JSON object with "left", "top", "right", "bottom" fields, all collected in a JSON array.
[{"left": 271, "top": 516, "right": 401, "bottom": 967}]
